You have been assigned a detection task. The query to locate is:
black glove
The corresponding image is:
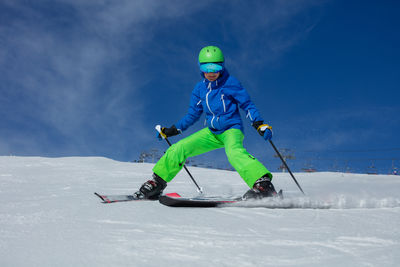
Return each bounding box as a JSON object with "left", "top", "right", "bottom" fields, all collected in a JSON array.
[
  {"left": 158, "top": 125, "right": 181, "bottom": 140},
  {"left": 252, "top": 121, "right": 273, "bottom": 141}
]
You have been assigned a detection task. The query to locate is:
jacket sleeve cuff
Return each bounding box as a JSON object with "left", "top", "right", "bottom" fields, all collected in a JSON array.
[
  {"left": 174, "top": 121, "right": 184, "bottom": 133},
  {"left": 252, "top": 121, "right": 264, "bottom": 130}
]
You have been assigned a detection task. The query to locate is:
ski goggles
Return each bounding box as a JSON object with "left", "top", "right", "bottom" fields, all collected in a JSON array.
[{"left": 199, "top": 62, "right": 224, "bottom": 73}]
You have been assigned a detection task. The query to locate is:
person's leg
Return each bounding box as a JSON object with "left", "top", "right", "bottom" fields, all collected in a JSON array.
[
  {"left": 217, "top": 129, "right": 272, "bottom": 188},
  {"left": 153, "top": 128, "right": 224, "bottom": 182},
  {"left": 135, "top": 128, "right": 224, "bottom": 199}
]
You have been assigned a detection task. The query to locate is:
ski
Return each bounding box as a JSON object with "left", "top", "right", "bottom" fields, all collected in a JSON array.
[
  {"left": 94, "top": 192, "right": 181, "bottom": 203},
  {"left": 159, "top": 191, "right": 331, "bottom": 209},
  {"left": 159, "top": 190, "right": 284, "bottom": 208},
  {"left": 159, "top": 194, "right": 241, "bottom": 207},
  {"left": 94, "top": 192, "right": 142, "bottom": 203}
]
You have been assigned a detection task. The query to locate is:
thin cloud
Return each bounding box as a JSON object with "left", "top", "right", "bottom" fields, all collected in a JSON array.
[
  {"left": 220, "top": 0, "right": 327, "bottom": 67},
  {"left": 0, "top": 0, "right": 328, "bottom": 159},
  {"left": 0, "top": 1, "right": 211, "bottom": 157},
  {"left": 278, "top": 106, "right": 400, "bottom": 152}
]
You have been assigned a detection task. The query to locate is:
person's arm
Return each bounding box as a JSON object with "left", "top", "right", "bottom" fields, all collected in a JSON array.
[
  {"left": 174, "top": 85, "right": 203, "bottom": 132},
  {"left": 230, "top": 81, "right": 263, "bottom": 123},
  {"left": 230, "top": 81, "right": 273, "bottom": 140}
]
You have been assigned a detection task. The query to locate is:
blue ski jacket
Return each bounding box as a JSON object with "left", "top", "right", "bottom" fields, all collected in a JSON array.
[{"left": 175, "top": 70, "right": 264, "bottom": 134}]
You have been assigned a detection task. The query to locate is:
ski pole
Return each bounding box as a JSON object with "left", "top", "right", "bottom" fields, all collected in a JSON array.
[
  {"left": 269, "top": 140, "right": 305, "bottom": 195},
  {"left": 155, "top": 125, "right": 203, "bottom": 194}
]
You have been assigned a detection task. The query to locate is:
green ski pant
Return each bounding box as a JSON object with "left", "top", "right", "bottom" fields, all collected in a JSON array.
[{"left": 153, "top": 128, "right": 272, "bottom": 188}]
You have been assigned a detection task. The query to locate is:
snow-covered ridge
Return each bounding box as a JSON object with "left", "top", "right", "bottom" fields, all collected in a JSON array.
[{"left": 1, "top": 156, "right": 399, "bottom": 266}]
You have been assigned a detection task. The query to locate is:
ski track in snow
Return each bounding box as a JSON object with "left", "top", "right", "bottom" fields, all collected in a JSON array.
[{"left": 0, "top": 156, "right": 399, "bottom": 267}]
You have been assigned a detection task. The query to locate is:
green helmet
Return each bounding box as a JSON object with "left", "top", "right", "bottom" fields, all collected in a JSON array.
[{"left": 198, "top": 46, "right": 224, "bottom": 63}]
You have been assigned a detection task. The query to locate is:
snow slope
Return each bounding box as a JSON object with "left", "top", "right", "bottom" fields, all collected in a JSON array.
[{"left": 0, "top": 156, "right": 399, "bottom": 266}]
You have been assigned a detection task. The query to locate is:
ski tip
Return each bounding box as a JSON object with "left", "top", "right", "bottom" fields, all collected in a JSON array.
[
  {"left": 94, "top": 192, "right": 108, "bottom": 202},
  {"left": 165, "top": 192, "right": 181, "bottom": 198}
]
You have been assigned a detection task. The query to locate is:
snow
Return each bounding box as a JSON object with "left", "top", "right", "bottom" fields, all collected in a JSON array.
[{"left": 0, "top": 156, "right": 399, "bottom": 266}]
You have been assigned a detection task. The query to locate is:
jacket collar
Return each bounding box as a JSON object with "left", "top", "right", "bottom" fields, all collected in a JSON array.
[{"left": 202, "top": 69, "right": 229, "bottom": 90}]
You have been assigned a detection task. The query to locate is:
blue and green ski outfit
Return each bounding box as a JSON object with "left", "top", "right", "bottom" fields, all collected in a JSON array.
[{"left": 153, "top": 69, "right": 272, "bottom": 188}]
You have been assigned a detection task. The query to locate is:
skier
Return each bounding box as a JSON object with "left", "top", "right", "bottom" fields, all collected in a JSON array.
[{"left": 134, "top": 46, "right": 277, "bottom": 200}]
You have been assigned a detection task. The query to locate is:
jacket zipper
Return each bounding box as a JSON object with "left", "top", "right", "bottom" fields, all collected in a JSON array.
[
  {"left": 221, "top": 94, "right": 226, "bottom": 112},
  {"left": 246, "top": 110, "right": 253, "bottom": 121},
  {"left": 206, "top": 82, "right": 216, "bottom": 129}
]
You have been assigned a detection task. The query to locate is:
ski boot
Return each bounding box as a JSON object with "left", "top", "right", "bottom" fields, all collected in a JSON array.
[
  {"left": 242, "top": 175, "right": 277, "bottom": 200},
  {"left": 133, "top": 173, "right": 167, "bottom": 200}
]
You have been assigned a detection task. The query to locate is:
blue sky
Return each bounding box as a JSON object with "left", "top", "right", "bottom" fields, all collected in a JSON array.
[{"left": 1, "top": 0, "right": 399, "bottom": 173}]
